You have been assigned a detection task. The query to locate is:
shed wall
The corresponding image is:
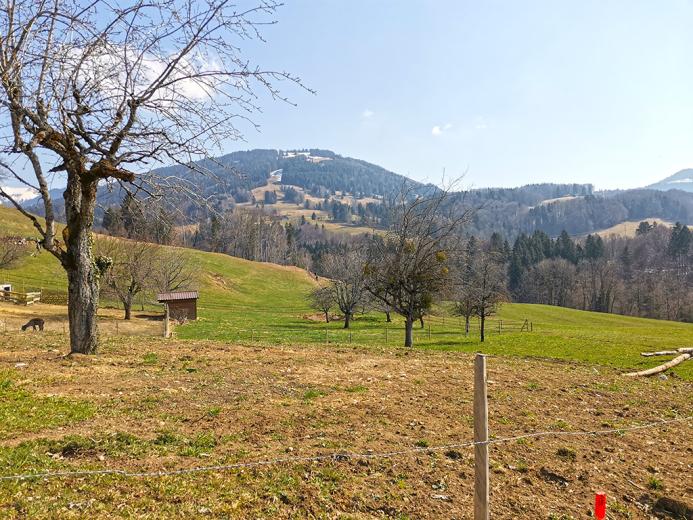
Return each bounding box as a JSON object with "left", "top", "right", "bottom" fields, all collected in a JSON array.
[{"left": 167, "top": 299, "right": 197, "bottom": 321}]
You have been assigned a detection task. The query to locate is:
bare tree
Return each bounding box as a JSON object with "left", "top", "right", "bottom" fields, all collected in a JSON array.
[
  {"left": 0, "top": 1, "right": 307, "bottom": 353},
  {"left": 365, "top": 186, "right": 469, "bottom": 347},
  {"left": 322, "top": 249, "right": 367, "bottom": 329},
  {"left": 520, "top": 258, "right": 577, "bottom": 307},
  {"left": 153, "top": 250, "right": 195, "bottom": 294},
  {"left": 308, "top": 286, "right": 334, "bottom": 323},
  {"left": 97, "top": 239, "right": 157, "bottom": 320},
  {"left": 451, "top": 237, "right": 479, "bottom": 336},
  {"left": 469, "top": 250, "right": 507, "bottom": 342},
  {"left": 370, "top": 299, "right": 393, "bottom": 323},
  {"left": 0, "top": 237, "right": 28, "bottom": 269}
]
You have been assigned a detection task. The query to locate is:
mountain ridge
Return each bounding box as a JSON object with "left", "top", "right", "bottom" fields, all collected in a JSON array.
[
  {"left": 4, "top": 149, "right": 692, "bottom": 238},
  {"left": 646, "top": 169, "right": 693, "bottom": 193}
]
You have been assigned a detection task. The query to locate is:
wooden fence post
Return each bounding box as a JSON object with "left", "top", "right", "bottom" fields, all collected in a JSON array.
[
  {"left": 474, "top": 354, "right": 489, "bottom": 520},
  {"left": 428, "top": 324, "right": 431, "bottom": 340},
  {"left": 163, "top": 304, "right": 170, "bottom": 338}
]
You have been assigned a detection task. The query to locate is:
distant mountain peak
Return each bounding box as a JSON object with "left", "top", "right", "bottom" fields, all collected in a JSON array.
[{"left": 647, "top": 169, "right": 693, "bottom": 193}]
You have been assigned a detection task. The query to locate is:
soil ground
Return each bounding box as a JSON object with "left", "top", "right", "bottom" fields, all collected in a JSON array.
[{"left": 0, "top": 332, "right": 691, "bottom": 519}]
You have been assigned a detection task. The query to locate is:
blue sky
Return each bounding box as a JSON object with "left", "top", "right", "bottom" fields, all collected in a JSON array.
[{"left": 234, "top": 0, "right": 693, "bottom": 189}]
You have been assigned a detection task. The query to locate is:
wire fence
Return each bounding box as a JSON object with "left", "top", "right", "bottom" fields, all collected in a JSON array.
[
  {"left": 0, "top": 416, "right": 689, "bottom": 482},
  {"left": 176, "top": 319, "right": 533, "bottom": 347}
]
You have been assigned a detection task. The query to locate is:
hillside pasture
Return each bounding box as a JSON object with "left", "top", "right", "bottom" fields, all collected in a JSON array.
[
  {"left": 1, "top": 206, "right": 692, "bottom": 379},
  {"left": 593, "top": 218, "right": 673, "bottom": 238}
]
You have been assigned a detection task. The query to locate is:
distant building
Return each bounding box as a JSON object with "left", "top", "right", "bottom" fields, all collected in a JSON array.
[{"left": 157, "top": 291, "right": 199, "bottom": 321}]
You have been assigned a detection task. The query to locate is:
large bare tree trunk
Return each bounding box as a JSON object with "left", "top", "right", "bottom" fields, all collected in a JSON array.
[
  {"left": 404, "top": 315, "right": 414, "bottom": 348},
  {"left": 480, "top": 314, "right": 485, "bottom": 343},
  {"left": 124, "top": 294, "right": 133, "bottom": 321},
  {"left": 344, "top": 312, "right": 351, "bottom": 329},
  {"left": 465, "top": 316, "right": 470, "bottom": 336},
  {"left": 64, "top": 177, "right": 100, "bottom": 354}
]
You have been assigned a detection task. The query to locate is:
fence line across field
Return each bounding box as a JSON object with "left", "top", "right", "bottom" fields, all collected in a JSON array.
[
  {"left": 181, "top": 323, "right": 533, "bottom": 344},
  {"left": 0, "top": 415, "right": 689, "bottom": 483}
]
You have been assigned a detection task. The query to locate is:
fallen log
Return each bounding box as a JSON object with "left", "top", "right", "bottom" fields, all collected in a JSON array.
[
  {"left": 625, "top": 353, "right": 692, "bottom": 377},
  {"left": 640, "top": 347, "right": 693, "bottom": 357},
  {"left": 641, "top": 350, "right": 678, "bottom": 357}
]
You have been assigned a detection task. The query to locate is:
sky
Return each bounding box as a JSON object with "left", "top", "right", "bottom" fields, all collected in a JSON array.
[
  {"left": 230, "top": 0, "right": 693, "bottom": 190},
  {"left": 2, "top": 1, "right": 692, "bottom": 193}
]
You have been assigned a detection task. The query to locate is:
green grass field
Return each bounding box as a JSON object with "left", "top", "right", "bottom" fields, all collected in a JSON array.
[{"left": 2, "top": 206, "right": 692, "bottom": 378}]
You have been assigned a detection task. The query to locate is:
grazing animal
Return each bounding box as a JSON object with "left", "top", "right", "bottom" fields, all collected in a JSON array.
[{"left": 21, "top": 318, "right": 45, "bottom": 331}]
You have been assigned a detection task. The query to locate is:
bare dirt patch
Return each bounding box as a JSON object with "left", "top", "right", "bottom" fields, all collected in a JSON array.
[{"left": 0, "top": 333, "right": 690, "bottom": 518}]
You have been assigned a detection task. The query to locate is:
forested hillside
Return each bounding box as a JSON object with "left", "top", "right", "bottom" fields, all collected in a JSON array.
[
  {"left": 16, "top": 148, "right": 693, "bottom": 239},
  {"left": 149, "top": 150, "right": 693, "bottom": 238}
]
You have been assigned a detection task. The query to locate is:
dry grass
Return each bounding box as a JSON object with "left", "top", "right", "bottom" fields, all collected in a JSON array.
[
  {"left": 0, "top": 331, "right": 690, "bottom": 518},
  {"left": 0, "top": 302, "right": 162, "bottom": 337},
  {"left": 594, "top": 219, "right": 673, "bottom": 238}
]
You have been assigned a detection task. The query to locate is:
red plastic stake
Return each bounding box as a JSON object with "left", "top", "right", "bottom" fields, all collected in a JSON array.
[{"left": 595, "top": 492, "right": 607, "bottom": 520}]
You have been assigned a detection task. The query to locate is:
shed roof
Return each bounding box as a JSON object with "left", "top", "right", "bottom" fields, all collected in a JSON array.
[{"left": 157, "top": 291, "right": 199, "bottom": 302}]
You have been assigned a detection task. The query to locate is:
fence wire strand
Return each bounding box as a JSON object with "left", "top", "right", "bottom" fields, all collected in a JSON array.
[{"left": 1, "top": 416, "right": 689, "bottom": 482}]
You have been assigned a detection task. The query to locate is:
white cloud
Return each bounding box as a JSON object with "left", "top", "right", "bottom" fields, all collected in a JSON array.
[
  {"left": 473, "top": 115, "right": 489, "bottom": 130},
  {"left": 432, "top": 123, "right": 452, "bottom": 136},
  {"left": 361, "top": 109, "right": 374, "bottom": 119}
]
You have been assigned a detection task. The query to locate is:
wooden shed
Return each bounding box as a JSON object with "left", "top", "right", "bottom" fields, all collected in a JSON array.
[{"left": 157, "top": 291, "right": 199, "bottom": 321}]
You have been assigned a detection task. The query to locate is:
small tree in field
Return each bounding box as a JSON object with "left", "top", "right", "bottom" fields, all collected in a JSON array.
[
  {"left": 365, "top": 186, "right": 469, "bottom": 347},
  {"left": 98, "top": 239, "right": 157, "bottom": 320},
  {"left": 322, "top": 250, "right": 368, "bottom": 329},
  {"left": 469, "top": 250, "right": 507, "bottom": 342},
  {"left": 452, "top": 237, "right": 478, "bottom": 336},
  {"left": 453, "top": 295, "right": 476, "bottom": 336},
  {"left": 308, "top": 286, "right": 334, "bottom": 323},
  {"left": 0, "top": 1, "right": 306, "bottom": 353}
]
